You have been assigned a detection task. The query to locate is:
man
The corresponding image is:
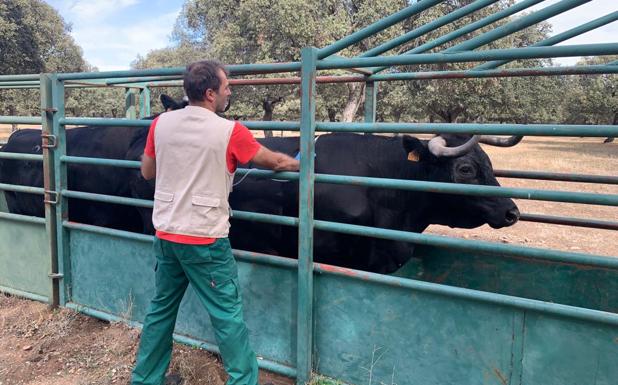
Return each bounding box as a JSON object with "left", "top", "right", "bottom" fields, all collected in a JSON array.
[{"left": 131, "top": 60, "right": 299, "bottom": 385}]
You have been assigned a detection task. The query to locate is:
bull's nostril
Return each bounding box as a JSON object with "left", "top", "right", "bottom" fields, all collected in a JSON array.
[{"left": 505, "top": 208, "right": 520, "bottom": 223}]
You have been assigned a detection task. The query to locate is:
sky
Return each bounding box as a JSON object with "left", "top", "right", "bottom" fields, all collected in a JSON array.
[{"left": 43, "top": 0, "right": 618, "bottom": 71}]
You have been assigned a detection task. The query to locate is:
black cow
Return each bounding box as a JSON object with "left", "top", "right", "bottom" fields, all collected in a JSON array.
[
  {"left": 128, "top": 133, "right": 520, "bottom": 274},
  {"left": 0, "top": 95, "right": 186, "bottom": 231}
]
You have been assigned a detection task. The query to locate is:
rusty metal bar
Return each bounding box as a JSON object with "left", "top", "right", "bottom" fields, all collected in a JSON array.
[
  {"left": 494, "top": 169, "right": 618, "bottom": 185},
  {"left": 519, "top": 213, "right": 618, "bottom": 231}
]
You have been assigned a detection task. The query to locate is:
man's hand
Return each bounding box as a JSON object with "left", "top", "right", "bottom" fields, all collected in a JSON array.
[{"left": 251, "top": 146, "right": 300, "bottom": 171}]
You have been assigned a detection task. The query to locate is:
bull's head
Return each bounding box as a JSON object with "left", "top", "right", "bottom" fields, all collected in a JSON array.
[{"left": 403, "top": 134, "right": 521, "bottom": 229}]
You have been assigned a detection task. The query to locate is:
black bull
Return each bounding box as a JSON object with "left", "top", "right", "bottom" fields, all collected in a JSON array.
[{"left": 1, "top": 126, "right": 520, "bottom": 274}]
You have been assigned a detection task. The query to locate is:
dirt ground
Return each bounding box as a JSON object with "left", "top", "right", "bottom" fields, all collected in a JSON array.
[
  {"left": 0, "top": 127, "right": 616, "bottom": 385},
  {"left": 0, "top": 294, "right": 295, "bottom": 385}
]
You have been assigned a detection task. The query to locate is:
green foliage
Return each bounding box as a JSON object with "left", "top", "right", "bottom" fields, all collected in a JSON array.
[
  {"left": 563, "top": 56, "right": 618, "bottom": 126},
  {"left": 0, "top": 0, "right": 87, "bottom": 117},
  {"left": 0, "top": 0, "right": 85, "bottom": 75}
]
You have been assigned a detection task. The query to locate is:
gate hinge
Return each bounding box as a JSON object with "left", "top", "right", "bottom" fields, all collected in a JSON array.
[
  {"left": 41, "top": 134, "right": 57, "bottom": 149},
  {"left": 44, "top": 190, "right": 59, "bottom": 205}
]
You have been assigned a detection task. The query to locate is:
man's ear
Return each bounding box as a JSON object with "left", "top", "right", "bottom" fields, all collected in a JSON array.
[
  {"left": 402, "top": 135, "right": 430, "bottom": 162},
  {"left": 204, "top": 88, "right": 216, "bottom": 103}
]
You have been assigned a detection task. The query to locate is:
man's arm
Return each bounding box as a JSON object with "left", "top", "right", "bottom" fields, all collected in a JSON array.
[
  {"left": 250, "top": 145, "right": 300, "bottom": 171},
  {"left": 141, "top": 154, "right": 156, "bottom": 180}
]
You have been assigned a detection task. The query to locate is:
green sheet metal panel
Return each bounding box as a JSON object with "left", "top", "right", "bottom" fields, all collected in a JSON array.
[
  {"left": 314, "top": 273, "right": 520, "bottom": 385},
  {"left": 0, "top": 191, "right": 7, "bottom": 213},
  {"left": 314, "top": 273, "right": 618, "bottom": 385},
  {"left": 521, "top": 314, "right": 618, "bottom": 385},
  {"left": 68, "top": 229, "right": 617, "bottom": 384},
  {"left": 0, "top": 218, "right": 50, "bottom": 299},
  {"left": 408, "top": 245, "right": 618, "bottom": 313},
  {"left": 68, "top": 229, "right": 298, "bottom": 368}
]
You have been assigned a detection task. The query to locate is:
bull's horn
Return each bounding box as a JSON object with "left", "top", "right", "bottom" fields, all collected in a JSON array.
[
  {"left": 428, "top": 135, "right": 480, "bottom": 158},
  {"left": 479, "top": 135, "right": 523, "bottom": 147}
]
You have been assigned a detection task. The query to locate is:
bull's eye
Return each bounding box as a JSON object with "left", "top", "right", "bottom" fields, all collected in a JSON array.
[{"left": 457, "top": 164, "right": 475, "bottom": 177}]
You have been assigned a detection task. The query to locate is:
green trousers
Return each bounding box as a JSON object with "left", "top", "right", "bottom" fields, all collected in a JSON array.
[{"left": 131, "top": 238, "right": 259, "bottom": 385}]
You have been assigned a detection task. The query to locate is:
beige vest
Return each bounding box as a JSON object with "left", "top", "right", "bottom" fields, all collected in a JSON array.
[{"left": 152, "top": 106, "right": 235, "bottom": 238}]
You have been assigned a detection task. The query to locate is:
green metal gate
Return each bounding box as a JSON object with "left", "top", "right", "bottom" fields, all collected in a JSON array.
[{"left": 1, "top": 1, "right": 617, "bottom": 384}]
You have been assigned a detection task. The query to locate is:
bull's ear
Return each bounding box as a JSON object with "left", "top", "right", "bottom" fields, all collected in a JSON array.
[
  {"left": 402, "top": 135, "right": 429, "bottom": 162},
  {"left": 160, "top": 94, "right": 177, "bottom": 111}
]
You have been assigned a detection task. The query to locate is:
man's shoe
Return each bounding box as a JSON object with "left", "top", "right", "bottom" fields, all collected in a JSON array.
[{"left": 165, "top": 373, "right": 184, "bottom": 385}]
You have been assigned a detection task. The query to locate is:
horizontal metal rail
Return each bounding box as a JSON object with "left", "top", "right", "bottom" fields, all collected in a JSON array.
[
  {"left": 57, "top": 62, "right": 303, "bottom": 81},
  {"left": 104, "top": 76, "right": 181, "bottom": 86},
  {"left": 0, "top": 81, "right": 39, "bottom": 86},
  {"left": 145, "top": 63, "right": 618, "bottom": 87},
  {"left": 61, "top": 221, "right": 618, "bottom": 327},
  {"left": 370, "top": 64, "right": 618, "bottom": 81},
  {"left": 0, "top": 285, "right": 49, "bottom": 303},
  {"left": 231, "top": 210, "right": 618, "bottom": 269},
  {"left": 59, "top": 117, "right": 151, "bottom": 127},
  {"left": 61, "top": 155, "right": 140, "bottom": 168},
  {"left": 59, "top": 117, "right": 302, "bottom": 132},
  {"left": 318, "top": 44, "right": 618, "bottom": 70},
  {"left": 0, "top": 212, "right": 46, "bottom": 225},
  {"left": 51, "top": 165, "right": 618, "bottom": 207},
  {"left": 236, "top": 168, "right": 618, "bottom": 206},
  {"left": 0, "top": 116, "right": 42, "bottom": 125},
  {"left": 56, "top": 118, "right": 618, "bottom": 137},
  {"left": 317, "top": 121, "right": 618, "bottom": 136},
  {"left": 61, "top": 190, "right": 152, "bottom": 208},
  {"left": 519, "top": 213, "right": 618, "bottom": 231},
  {"left": 0, "top": 183, "right": 44, "bottom": 194},
  {"left": 55, "top": 190, "right": 617, "bottom": 267},
  {"left": 0, "top": 152, "right": 44, "bottom": 161},
  {"left": 494, "top": 169, "right": 618, "bottom": 184},
  {"left": 0, "top": 74, "right": 40, "bottom": 82}
]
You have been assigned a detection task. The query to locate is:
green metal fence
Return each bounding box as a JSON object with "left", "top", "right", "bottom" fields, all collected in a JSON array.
[{"left": 1, "top": 1, "right": 617, "bottom": 384}]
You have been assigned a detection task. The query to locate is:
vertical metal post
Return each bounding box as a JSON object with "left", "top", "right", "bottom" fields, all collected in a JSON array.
[
  {"left": 51, "top": 75, "right": 70, "bottom": 306},
  {"left": 139, "top": 87, "right": 151, "bottom": 119},
  {"left": 40, "top": 74, "right": 59, "bottom": 307},
  {"left": 297, "top": 46, "right": 318, "bottom": 385},
  {"left": 125, "top": 87, "right": 137, "bottom": 119},
  {"left": 364, "top": 80, "right": 378, "bottom": 123}
]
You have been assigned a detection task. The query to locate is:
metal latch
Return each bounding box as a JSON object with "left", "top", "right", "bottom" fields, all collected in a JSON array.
[
  {"left": 44, "top": 190, "right": 59, "bottom": 205},
  {"left": 48, "top": 273, "right": 64, "bottom": 280},
  {"left": 43, "top": 107, "right": 58, "bottom": 117},
  {"left": 41, "top": 134, "right": 57, "bottom": 149}
]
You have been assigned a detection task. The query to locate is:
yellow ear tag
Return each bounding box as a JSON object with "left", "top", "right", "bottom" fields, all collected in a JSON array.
[{"left": 407, "top": 150, "right": 420, "bottom": 162}]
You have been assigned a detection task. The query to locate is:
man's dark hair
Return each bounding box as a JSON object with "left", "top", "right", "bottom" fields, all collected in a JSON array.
[{"left": 183, "top": 60, "right": 228, "bottom": 102}]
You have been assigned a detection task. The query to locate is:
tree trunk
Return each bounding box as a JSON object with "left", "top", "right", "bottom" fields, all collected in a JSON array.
[
  {"left": 8, "top": 105, "right": 18, "bottom": 132},
  {"left": 262, "top": 96, "right": 283, "bottom": 138},
  {"left": 327, "top": 108, "right": 338, "bottom": 122},
  {"left": 604, "top": 112, "right": 617, "bottom": 143},
  {"left": 341, "top": 83, "right": 365, "bottom": 122}
]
